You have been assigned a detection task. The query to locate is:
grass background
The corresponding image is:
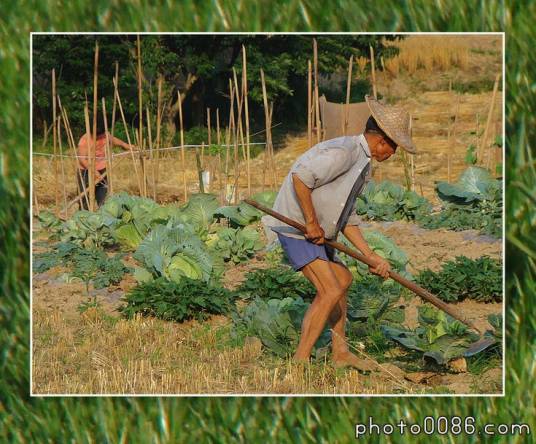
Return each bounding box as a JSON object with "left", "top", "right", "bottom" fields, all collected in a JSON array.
[{"left": 1, "top": 1, "right": 534, "bottom": 442}]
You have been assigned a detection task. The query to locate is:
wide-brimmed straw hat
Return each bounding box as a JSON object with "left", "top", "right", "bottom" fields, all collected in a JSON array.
[{"left": 365, "top": 95, "right": 416, "bottom": 154}]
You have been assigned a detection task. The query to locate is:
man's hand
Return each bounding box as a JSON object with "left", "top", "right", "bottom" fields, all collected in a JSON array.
[
  {"left": 368, "top": 252, "right": 391, "bottom": 279},
  {"left": 304, "top": 221, "right": 325, "bottom": 245}
]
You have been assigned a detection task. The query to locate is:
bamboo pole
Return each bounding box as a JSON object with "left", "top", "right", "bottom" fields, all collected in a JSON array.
[
  {"left": 307, "top": 59, "right": 312, "bottom": 148},
  {"left": 232, "top": 68, "right": 246, "bottom": 162},
  {"left": 449, "top": 97, "right": 461, "bottom": 183},
  {"left": 154, "top": 76, "right": 163, "bottom": 201},
  {"left": 232, "top": 82, "right": 240, "bottom": 204},
  {"left": 260, "top": 69, "right": 272, "bottom": 188},
  {"left": 269, "top": 102, "right": 276, "bottom": 188},
  {"left": 475, "top": 113, "right": 480, "bottom": 162},
  {"left": 224, "top": 79, "right": 234, "bottom": 203},
  {"left": 136, "top": 35, "right": 147, "bottom": 197},
  {"left": 57, "top": 96, "right": 90, "bottom": 210},
  {"left": 111, "top": 62, "right": 119, "bottom": 140},
  {"left": 206, "top": 107, "right": 211, "bottom": 173},
  {"left": 216, "top": 108, "right": 222, "bottom": 201},
  {"left": 370, "top": 45, "right": 377, "bottom": 99},
  {"left": 409, "top": 114, "right": 415, "bottom": 191},
  {"left": 196, "top": 146, "right": 205, "bottom": 193},
  {"left": 313, "top": 39, "right": 321, "bottom": 143},
  {"left": 146, "top": 106, "right": 154, "bottom": 199},
  {"left": 101, "top": 98, "right": 114, "bottom": 198},
  {"left": 242, "top": 45, "right": 251, "bottom": 196},
  {"left": 83, "top": 99, "right": 95, "bottom": 210},
  {"left": 113, "top": 77, "right": 143, "bottom": 195},
  {"left": 91, "top": 42, "right": 100, "bottom": 211},
  {"left": 177, "top": 90, "right": 187, "bottom": 202},
  {"left": 34, "top": 192, "right": 41, "bottom": 217},
  {"left": 478, "top": 73, "right": 500, "bottom": 167},
  {"left": 344, "top": 55, "right": 353, "bottom": 136},
  {"left": 57, "top": 109, "right": 68, "bottom": 216},
  {"left": 51, "top": 69, "right": 60, "bottom": 216}
]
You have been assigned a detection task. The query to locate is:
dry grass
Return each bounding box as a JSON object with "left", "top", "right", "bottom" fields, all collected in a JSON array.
[
  {"left": 33, "top": 308, "right": 409, "bottom": 395},
  {"left": 386, "top": 35, "right": 471, "bottom": 75}
]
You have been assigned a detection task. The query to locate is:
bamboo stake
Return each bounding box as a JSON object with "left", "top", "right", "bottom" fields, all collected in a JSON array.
[
  {"left": 224, "top": 79, "right": 234, "bottom": 202},
  {"left": 313, "top": 39, "right": 321, "bottom": 143},
  {"left": 475, "top": 113, "right": 480, "bottom": 161},
  {"left": 177, "top": 90, "right": 187, "bottom": 202},
  {"left": 216, "top": 108, "right": 222, "bottom": 201},
  {"left": 344, "top": 55, "right": 353, "bottom": 136},
  {"left": 84, "top": 98, "right": 96, "bottom": 211},
  {"left": 113, "top": 77, "right": 143, "bottom": 195},
  {"left": 101, "top": 98, "right": 114, "bottom": 197},
  {"left": 232, "top": 68, "right": 246, "bottom": 162},
  {"left": 370, "top": 45, "right": 377, "bottom": 99},
  {"left": 154, "top": 76, "right": 163, "bottom": 201},
  {"left": 196, "top": 146, "right": 204, "bottom": 193},
  {"left": 242, "top": 45, "right": 251, "bottom": 196},
  {"left": 57, "top": 109, "right": 68, "bottom": 216},
  {"left": 409, "top": 114, "right": 415, "bottom": 191},
  {"left": 51, "top": 69, "right": 60, "bottom": 216},
  {"left": 136, "top": 35, "right": 147, "bottom": 197},
  {"left": 34, "top": 192, "right": 41, "bottom": 217},
  {"left": 57, "top": 96, "right": 90, "bottom": 210},
  {"left": 91, "top": 42, "right": 100, "bottom": 211},
  {"left": 232, "top": 85, "right": 240, "bottom": 204},
  {"left": 269, "top": 102, "right": 276, "bottom": 187},
  {"left": 111, "top": 62, "right": 119, "bottom": 142},
  {"left": 307, "top": 59, "right": 312, "bottom": 148},
  {"left": 146, "top": 106, "right": 154, "bottom": 200},
  {"left": 478, "top": 73, "right": 500, "bottom": 166},
  {"left": 448, "top": 97, "right": 461, "bottom": 183},
  {"left": 206, "top": 107, "right": 211, "bottom": 172},
  {"left": 260, "top": 69, "right": 272, "bottom": 189}
]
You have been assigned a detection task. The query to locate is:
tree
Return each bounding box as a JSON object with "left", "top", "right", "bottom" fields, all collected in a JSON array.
[{"left": 32, "top": 35, "right": 402, "bottom": 142}]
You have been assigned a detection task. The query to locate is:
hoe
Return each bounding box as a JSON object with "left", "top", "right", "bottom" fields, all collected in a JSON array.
[{"left": 244, "top": 199, "right": 497, "bottom": 356}]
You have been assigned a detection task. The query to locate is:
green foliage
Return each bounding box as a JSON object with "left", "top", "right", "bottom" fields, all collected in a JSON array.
[
  {"left": 416, "top": 256, "right": 502, "bottom": 303},
  {"left": 206, "top": 227, "right": 263, "bottom": 264},
  {"left": 133, "top": 223, "right": 219, "bottom": 284},
  {"left": 216, "top": 191, "right": 277, "bottom": 226},
  {"left": 340, "top": 230, "right": 410, "bottom": 278},
  {"left": 33, "top": 242, "right": 129, "bottom": 293},
  {"left": 436, "top": 166, "right": 500, "bottom": 203},
  {"left": 418, "top": 167, "right": 502, "bottom": 237},
  {"left": 232, "top": 296, "right": 330, "bottom": 358},
  {"left": 100, "top": 192, "right": 170, "bottom": 249},
  {"left": 36, "top": 210, "right": 62, "bottom": 234},
  {"left": 172, "top": 193, "right": 220, "bottom": 240},
  {"left": 356, "top": 180, "right": 432, "bottom": 221},
  {"left": 382, "top": 305, "right": 480, "bottom": 366},
  {"left": 120, "top": 277, "right": 237, "bottom": 323},
  {"left": 237, "top": 266, "right": 315, "bottom": 301},
  {"left": 60, "top": 210, "right": 116, "bottom": 249},
  {"left": 465, "top": 143, "right": 477, "bottom": 165}
]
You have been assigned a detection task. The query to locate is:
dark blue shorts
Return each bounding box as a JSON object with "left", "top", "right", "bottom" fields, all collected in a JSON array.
[{"left": 277, "top": 233, "right": 340, "bottom": 271}]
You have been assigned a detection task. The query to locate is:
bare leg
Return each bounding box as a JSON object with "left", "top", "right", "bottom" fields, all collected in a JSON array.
[
  {"left": 327, "top": 262, "right": 353, "bottom": 355},
  {"left": 301, "top": 260, "right": 375, "bottom": 370},
  {"left": 293, "top": 258, "right": 346, "bottom": 361}
]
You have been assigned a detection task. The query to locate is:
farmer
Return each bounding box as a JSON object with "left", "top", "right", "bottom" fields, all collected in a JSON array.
[
  {"left": 76, "top": 118, "right": 136, "bottom": 210},
  {"left": 262, "top": 95, "right": 416, "bottom": 369}
]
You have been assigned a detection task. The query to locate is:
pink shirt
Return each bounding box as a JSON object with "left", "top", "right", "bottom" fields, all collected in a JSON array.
[{"left": 77, "top": 133, "right": 111, "bottom": 171}]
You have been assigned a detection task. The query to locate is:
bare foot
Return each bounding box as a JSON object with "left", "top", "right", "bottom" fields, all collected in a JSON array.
[
  {"left": 292, "top": 352, "right": 311, "bottom": 364},
  {"left": 332, "top": 352, "right": 377, "bottom": 372}
]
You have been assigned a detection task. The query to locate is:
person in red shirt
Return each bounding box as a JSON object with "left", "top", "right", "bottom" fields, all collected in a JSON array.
[{"left": 77, "top": 118, "right": 136, "bottom": 209}]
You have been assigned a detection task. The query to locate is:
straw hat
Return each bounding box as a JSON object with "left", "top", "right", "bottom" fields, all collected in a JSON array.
[{"left": 365, "top": 95, "right": 416, "bottom": 154}]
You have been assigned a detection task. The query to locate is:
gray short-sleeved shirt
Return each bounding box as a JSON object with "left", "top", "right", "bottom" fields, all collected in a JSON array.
[{"left": 262, "top": 134, "right": 372, "bottom": 243}]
